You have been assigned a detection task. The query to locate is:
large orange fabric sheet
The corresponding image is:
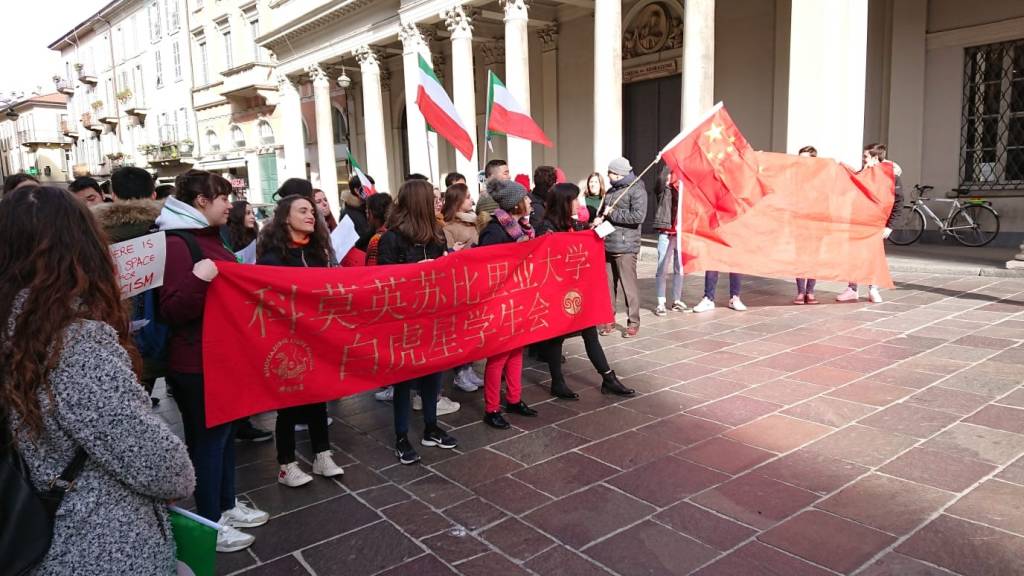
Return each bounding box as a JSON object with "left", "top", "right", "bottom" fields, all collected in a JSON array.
[{"left": 661, "top": 105, "right": 896, "bottom": 288}]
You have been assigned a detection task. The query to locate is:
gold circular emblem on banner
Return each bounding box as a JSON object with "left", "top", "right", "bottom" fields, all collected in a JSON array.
[{"left": 563, "top": 290, "right": 583, "bottom": 316}]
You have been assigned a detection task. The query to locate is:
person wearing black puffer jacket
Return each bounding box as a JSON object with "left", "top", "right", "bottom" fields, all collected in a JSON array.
[
  {"left": 535, "top": 183, "right": 635, "bottom": 400},
  {"left": 478, "top": 179, "right": 540, "bottom": 429},
  {"left": 256, "top": 195, "right": 345, "bottom": 487},
  {"left": 373, "top": 179, "right": 460, "bottom": 465}
]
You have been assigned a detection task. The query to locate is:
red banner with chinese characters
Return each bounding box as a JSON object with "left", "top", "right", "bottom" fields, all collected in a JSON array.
[{"left": 201, "top": 231, "right": 612, "bottom": 426}]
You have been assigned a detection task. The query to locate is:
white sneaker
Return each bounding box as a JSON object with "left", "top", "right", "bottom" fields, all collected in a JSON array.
[
  {"left": 835, "top": 287, "right": 859, "bottom": 302},
  {"left": 295, "top": 417, "right": 333, "bottom": 432},
  {"left": 374, "top": 387, "right": 393, "bottom": 402},
  {"left": 454, "top": 369, "right": 479, "bottom": 392},
  {"left": 465, "top": 368, "right": 484, "bottom": 387},
  {"left": 729, "top": 296, "right": 747, "bottom": 311},
  {"left": 692, "top": 297, "right": 715, "bottom": 313},
  {"left": 654, "top": 304, "right": 668, "bottom": 316},
  {"left": 672, "top": 300, "right": 688, "bottom": 312},
  {"left": 437, "top": 396, "right": 461, "bottom": 415},
  {"left": 868, "top": 287, "right": 883, "bottom": 303},
  {"left": 312, "top": 450, "right": 345, "bottom": 477},
  {"left": 216, "top": 525, "right": 254, "bottom": 553},
  {"left": 278, "top": 461, "right": 313, "bottom": 487},
  {"left": 219, "top": 499, "right": 268, "bottom": 528}
]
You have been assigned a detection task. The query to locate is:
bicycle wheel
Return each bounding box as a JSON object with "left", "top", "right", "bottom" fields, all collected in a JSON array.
[
  {"left": 949, "top": 204, "right": 999, "bottom": 247},
  {"left": 887, "top": 207, "right": 925, "bottom": 245}
]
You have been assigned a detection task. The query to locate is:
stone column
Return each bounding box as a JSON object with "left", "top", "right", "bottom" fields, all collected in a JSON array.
[
  {"left": 538, "top": 23, "right": 559, "bottom": 167},
  {"left": 501, "top": 0, "right": 532, "bottom": 179},
  {"left": 307, "top": 64, "right": 340, "bottom": 216},
  {"left": 276, "top": 73, "right": 307, "bottom": 180},
  {"left": 593, "top": 0, "right": 621, "bottom": 173},
  {"left": 682, "top": 0, "right": 715, "bottom": 129},
  {"left": 400, "top": 23, "right": 431, "bottom": 179},
  {"left": 355, "top": 45, "right": 391, "bottom": 194},
  {"left": 443, "top": 5, "right": 479, "bottom": 191},
  {"left": 787, "top": 0, "right": 868, "bottom": 167}
]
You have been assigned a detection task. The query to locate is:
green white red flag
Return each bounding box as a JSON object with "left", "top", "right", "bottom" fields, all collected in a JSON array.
[
  {"left": 486, "top": 71, "right": 552, "bottom": 147},
  {"left": 414, "top": 55, "right": 474, "bottom": 160},
  {"left": 346, "top": 151, "right": 376, "bottom": 198}
]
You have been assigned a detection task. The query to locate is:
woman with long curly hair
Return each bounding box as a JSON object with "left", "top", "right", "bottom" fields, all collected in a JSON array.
[
  {"left": 224, "top": 200, "right": 258, "bottom": 252},
  {"left": 0, "top": 186, "right": 194, "bottom": 574},
  {"left": 256, "top": 195, "right": 343, "bottom": 486}
]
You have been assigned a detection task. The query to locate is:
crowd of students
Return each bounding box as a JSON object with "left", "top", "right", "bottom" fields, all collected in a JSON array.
[{"left": 0, "top": 140, "right": 900, "bottom": 572}]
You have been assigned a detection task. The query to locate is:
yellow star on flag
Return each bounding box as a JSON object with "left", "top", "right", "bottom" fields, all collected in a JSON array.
[{"left": 704, "top": 123, "right": 724, "bottom": 143}]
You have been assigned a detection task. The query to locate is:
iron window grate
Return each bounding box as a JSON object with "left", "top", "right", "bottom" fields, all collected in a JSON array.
[{"left": 959, "top": 38, "right": 1024, "bottom": 190}]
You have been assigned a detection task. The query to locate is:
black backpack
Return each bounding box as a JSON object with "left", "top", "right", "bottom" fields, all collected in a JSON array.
[
  {"left": 0, "top": 408, "right": 88, "bottom": 575},
  {"left": 129, "top": 230, "right": 203, "bottom": 375}
]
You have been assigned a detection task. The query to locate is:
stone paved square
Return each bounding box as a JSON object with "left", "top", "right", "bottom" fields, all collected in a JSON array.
[{"left": 154, "top": 268, "right": 1024, "bottom": 575}]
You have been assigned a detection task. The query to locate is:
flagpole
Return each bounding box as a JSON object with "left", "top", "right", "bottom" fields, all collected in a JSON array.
[
  {"left": 481, "top": 70, "right": 493, "bottom": 176},
  {"left": 600, "top": 156, "right": 661, "bottom": 215}
]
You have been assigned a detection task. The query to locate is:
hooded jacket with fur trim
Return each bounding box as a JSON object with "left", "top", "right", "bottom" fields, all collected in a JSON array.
[{"left": 91, "top": 200, "right": 164, "bottom": 243}]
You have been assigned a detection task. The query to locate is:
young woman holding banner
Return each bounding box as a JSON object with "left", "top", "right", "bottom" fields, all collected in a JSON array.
[
  {"left": 256, "top": 195, "right": 345, "bottom": 487},
  {"left": 478, "top": 179, "right": 540, "bottom": 429},
  {"left": 158, "top": 170, "right": 269, "bottom": 553},
  {"left": 374, "top": 179, "right": 459, "bottom": 464},
  {"left": 535, "top": 183, "right": 636, "bottom": 399},
  {"left": 794, "top": 146, "right": 820, "bottom": 305},
  {"left": 441, "top": 183, "right": 485, "bottom": 394}
]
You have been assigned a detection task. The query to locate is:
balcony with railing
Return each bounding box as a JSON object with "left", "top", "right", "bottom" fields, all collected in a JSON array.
[
  {"left": 60, "top": 120, "right": 78, "bottom": 139},
  {"left": 55, "top": 78, "right": 75, "bottom": 96},
  {"left": 74, "top": 64, "right": 98, "bottom": 85},
  {"left": 219, "top": 62, "right": 277, "bottom": 102},
  {"left": 18, "top": 129, "right": 70, "bottom": 148},
  {"left": 141, "top": 139, "right": 195, "bottom": 167}
]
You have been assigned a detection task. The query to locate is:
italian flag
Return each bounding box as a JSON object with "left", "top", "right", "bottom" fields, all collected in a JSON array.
[
  {"left": 347, "top": 151, "right": 377, "bottom": 198},
  {"left": 486, "top": 71, "right": 553, "bottom": 147},
  {"left": 169, "top": 506, "right": 218, "bottom": 576},
  {"left": 414, "top": 55, "right": 474, "bottom": 161}
]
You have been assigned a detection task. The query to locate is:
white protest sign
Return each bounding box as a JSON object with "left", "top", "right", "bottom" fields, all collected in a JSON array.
[
  {"left": 235, "top": 239, "right": 257, "bottom": 264},
  {"left": 112, "top": 231, "right": 166, "bottom": 299},
  {"left": 331, "top": 214, "right": 359, "bottom": 261}
]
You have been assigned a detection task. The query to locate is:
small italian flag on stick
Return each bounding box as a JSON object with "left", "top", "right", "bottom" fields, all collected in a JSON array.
[
  {"left": 346, "top": 151, "right": 377, "bottom": 198},
  {"left": 485, "top": 71, "right": 553, "bottom": 147},
  {"left": 414, "top": 54, "right": 474, "bottom": 161},
  {"left": 169, "top": 506, "right": 218, "bottom": 576}
]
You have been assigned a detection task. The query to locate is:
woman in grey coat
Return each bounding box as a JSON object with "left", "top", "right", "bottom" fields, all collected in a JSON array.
[{"left": 0, "top": 186, "right": 195, "bottom": 576}]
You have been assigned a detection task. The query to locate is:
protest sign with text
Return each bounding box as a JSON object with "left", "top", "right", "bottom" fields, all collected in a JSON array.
[
  {"left": 112, "top": 232, "right": 166, "bottom": 299},
  {"left": 202, "top": 232, "right": 611, "bottom": 426}
]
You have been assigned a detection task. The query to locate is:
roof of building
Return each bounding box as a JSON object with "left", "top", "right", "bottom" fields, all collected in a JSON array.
[
  {"left": 0, "top": 93, "right": 68, "bottom": 116},
  {"left": 48, "top": 0, "right": 123, "bottom": 51}
]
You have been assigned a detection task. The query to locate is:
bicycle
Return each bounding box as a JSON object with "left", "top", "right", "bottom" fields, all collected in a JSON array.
[{"left": 887, "top": 185, "right": 1000, "bottom": 247}]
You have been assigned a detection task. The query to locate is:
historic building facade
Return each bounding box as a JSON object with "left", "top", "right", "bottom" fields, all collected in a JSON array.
[
  {"left": 258, "top": 0, "right": 1024, "bottom": 242},
  {"left": 49, "top": 0, "right": 198, "bottom": 181},
  {"left": 0, "top": 93, "right": 74, "bottom": 184}
]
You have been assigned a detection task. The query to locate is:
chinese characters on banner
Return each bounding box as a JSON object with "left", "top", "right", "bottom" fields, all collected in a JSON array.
[{"left": 202, "top": 231, "right": 612, "bottom": 426}]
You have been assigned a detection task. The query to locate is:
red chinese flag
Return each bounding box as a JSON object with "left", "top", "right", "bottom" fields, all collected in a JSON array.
[{"left": 660, "top": 104, "right": 895, "bottom": 287}]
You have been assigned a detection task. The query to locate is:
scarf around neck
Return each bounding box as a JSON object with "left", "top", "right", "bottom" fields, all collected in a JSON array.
[
  {"left": 494, "top": 208, "right": 535, "bottom": 241},
  {"left": 454, "top": 210, "right": 477, "bottom": 225}
]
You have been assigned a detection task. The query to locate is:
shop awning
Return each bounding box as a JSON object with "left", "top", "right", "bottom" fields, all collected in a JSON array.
[{"left": 195, "top": 157, "right": 247, "bottom": 171}]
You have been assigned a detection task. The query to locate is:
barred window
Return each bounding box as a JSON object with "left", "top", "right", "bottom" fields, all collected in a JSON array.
[{"left": 960, "top": 39, "right": 1024, "bottom": 189}]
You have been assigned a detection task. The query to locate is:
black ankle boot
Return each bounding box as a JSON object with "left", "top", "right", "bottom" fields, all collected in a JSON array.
[
  {"left": 550, "top": 377, "right": 579, "bottom": 400},
  {"left": 601, "top": 370, "right": 635, "bottom": 396},
  {"left": 483, "top": 411, "right": 511, "bottom": 429},
  {"left": 506, "top": 401, "right": 538, "bottom": 417}
]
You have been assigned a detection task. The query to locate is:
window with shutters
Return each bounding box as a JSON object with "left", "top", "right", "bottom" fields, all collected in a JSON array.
[
  {"left": 960, "top": 39, "right": 1024, "bottom": 189},
  {"left": 173, "top": 42, "right": 182, "bottom": 80},
  {"left": 149, "top": 1, "right": 161, "bottom": 40},
  {"left": 154, "top": 48, "right": 164, "bottom": 87}
]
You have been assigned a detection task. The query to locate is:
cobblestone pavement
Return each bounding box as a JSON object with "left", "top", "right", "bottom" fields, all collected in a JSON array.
[{"left": 157, "top": 269, "right": 1024, "bottom": 575}]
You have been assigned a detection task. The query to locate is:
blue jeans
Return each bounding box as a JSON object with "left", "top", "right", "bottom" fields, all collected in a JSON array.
[
  {"left": 169, "top": 372, "right": 237, "bottom": 522},
  {"left": 393, "top": 372, "right": 443, "bottom": 438},
  {"left": 656, "top": 233, "right": 683, "bottom": 302},
  {"left": 704, "top": 271, "right": 741, "bottom": 300},
  {"left": 796, "top": 278, "right": 817, "bottom": 293}
]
